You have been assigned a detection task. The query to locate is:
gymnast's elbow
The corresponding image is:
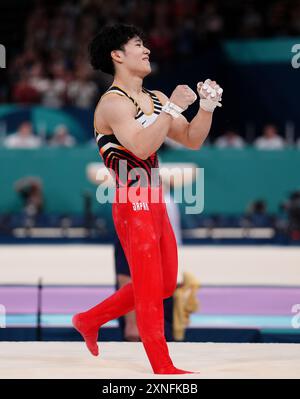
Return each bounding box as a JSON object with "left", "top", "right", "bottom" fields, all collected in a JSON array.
[{"left": 187, "top": 141, "right": 203, "bottom": 150}]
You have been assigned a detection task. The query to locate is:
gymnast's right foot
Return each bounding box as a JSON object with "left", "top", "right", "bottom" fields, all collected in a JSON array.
[{"left": 72, "top": 313, "right": 99, "bottom": 356}]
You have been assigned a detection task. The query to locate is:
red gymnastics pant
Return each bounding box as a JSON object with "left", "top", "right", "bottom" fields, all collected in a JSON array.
[{"left": 73, "top": 186, "right": 194, "bottom": 374}]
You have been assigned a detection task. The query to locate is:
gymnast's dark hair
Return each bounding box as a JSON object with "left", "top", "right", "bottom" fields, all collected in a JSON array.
[{"left": 89, "top": 24, "right": 145, "bottom": 75}]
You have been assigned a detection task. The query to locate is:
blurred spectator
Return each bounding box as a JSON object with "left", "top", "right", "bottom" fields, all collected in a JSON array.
[
  {"left": 67, "top": 69, "right": 98, "bottom": 108},
  {"left": 254, "top": 124, "right": 285, "bottom": 150},
  {"left": 289, "top": 1, "right": 300, "bottom": 35},
  {"left": 5, "top": 0, "right": 300, "bottom": 111},
  {"left": 3, "top": 122, "right": 42, "bottom": 149},
  {"left": 240, "top": 5, "right": 263, "bottom": 38},
  {"left": 265, "top": 0, "right": 289, "bottom": 36},
  {"left": 41, "top": 62, "right": 69, "bottom": 108},
  {"left": 245, "top": 199, "right": 272, "bottom": 227},
  {"left": 281, "top": 190, "right": 300, "bottom": 241},
  {"left": 14, "top": 176, "right": 44, "bottom": 217},
  {"left": 148, "top": 23, "right": 174, "bottom": 64},
  {"left": 49, "top": 125, "right": 76, "bottom": 147},
  {"left": 175, "top": 19, "right": 197, "bottom": 58},
  {"left": 215, "top": 130, "right": 245, "bottom": 149},
  {"left": 12, "top": 72, "right": 41, "bottom": 104},
  {"left": 199, "top": 2, "right": 224, "bottom": 42},
  {"left": 28, "top": 63, "right": 51, "bottom": 101}
]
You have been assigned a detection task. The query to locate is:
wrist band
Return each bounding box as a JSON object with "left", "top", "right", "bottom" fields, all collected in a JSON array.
[
  {"left": 200, "top": 98, "right": 222, "bottom": 112},
  {"left": 161, "top": 101, "right": 184, "bottom": 118}
]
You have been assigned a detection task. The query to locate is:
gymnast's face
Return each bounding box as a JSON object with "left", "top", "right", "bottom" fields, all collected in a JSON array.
[{"left": 112, "top": 36, "right": 151, "bottom": 77}]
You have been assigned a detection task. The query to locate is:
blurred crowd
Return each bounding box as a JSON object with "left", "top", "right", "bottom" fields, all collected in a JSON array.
[
  {"left": 2, "top": 0, "right": 300, "bottom": 107},
  {"left": 2, "top": 121, "right": 77, "bottom": 148},
  {"left": 3, "top": 175, "right": 300, "bottom": 243},
  {"left": 164, "top": 123, "right": 300, "bottom": 150},
  {"left": 2, "top": 120, "right": 300, "bottom": 149}
]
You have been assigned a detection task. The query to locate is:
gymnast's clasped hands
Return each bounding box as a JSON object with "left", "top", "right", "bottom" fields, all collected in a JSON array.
[{"left": 167, "top": 79, "right": 223, "bottom": 117}]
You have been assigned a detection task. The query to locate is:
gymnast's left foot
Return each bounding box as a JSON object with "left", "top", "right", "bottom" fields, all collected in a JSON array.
[{"left": 72, "top": 313, "right": 99, "bottom": 356}]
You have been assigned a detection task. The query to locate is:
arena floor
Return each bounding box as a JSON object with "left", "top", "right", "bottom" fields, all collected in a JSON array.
[{"left": 0, "top": 342, "right": 300, "bottom": 379}]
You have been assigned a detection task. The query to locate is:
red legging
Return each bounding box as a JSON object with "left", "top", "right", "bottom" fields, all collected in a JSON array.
[
  {"left": 112, "top": 188, "right": 178, "bottom": 373},
  {"left": 73, "top": 187, "right": 194, "bottom": 374}
]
